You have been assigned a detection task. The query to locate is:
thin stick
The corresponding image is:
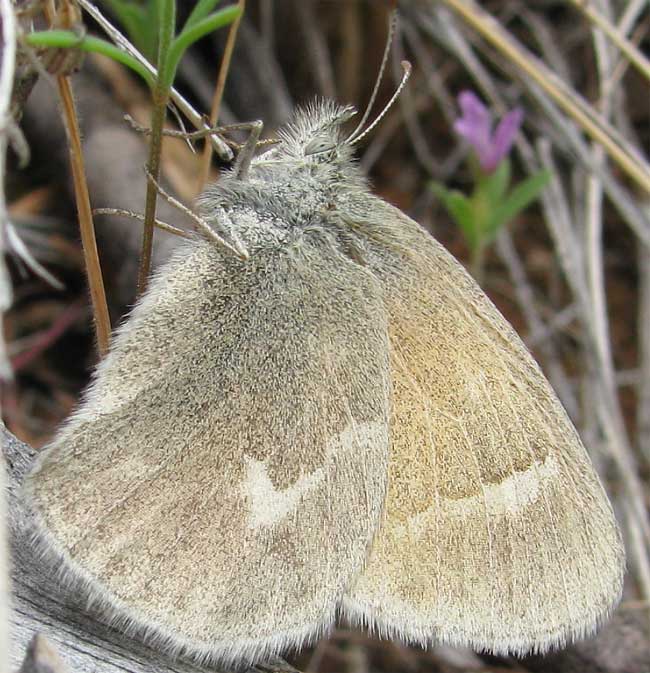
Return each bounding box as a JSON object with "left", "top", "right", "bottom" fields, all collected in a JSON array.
[
  {"left": 56, "top": 83, "right": 111, "bottom": 355},
  {"left": 625, "top": 498, "right": 650, "bottom": 622},
  {"left": 0, "top": 0, "right": 17, "bottom": 663},
  {"left": 539, "top": 138, "right": 650, "bottom": 554},
  {"left": 638, "top": 215, "right": 650, "bottom": 461},
  {"left": 585, "top": 0, "right": 616, "bottom": 407},
  {"left": 196, "top": 0, "right": 245, "bottom": 193},
  {"left": 11, "top": 299, "right": 85, "bottom": 372},
  {"left": 579, "top": 4, "right": 650, "bottom": 604},
  {"left": 0, "top": 0, "right": 16, "bottom": 381},
  {"left": 42, "top": 0, "right": 111, "bottom": 356},
  {"left": 525, "top": 68, "right": 650, "bottom": 246},
  {"left": 6, "top": 222, "right": 64, "bottom": 290},
  {"left": 93, "top": 208, "right": 194, "bottom": 239},
  {"left": 567, "top": 0, "right": 650, "bottom": 84},
  {"left": 0, "top": 449, "right": 6, "bottom": 673},
  {"left": 618, "top": 0, "right": 648, "bottom": 35}
]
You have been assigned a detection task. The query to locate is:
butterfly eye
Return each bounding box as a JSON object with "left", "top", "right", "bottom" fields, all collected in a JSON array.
[{"left": 304, "top": 136, "right": 336, "bottom": 157}]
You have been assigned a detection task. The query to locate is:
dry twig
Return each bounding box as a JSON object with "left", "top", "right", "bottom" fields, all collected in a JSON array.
[
  {"left": 196, "top": 0, "right": 246, "bottom": 193},
  {"left": 40, "top": 0, "right": 111, "bottom": 356}
]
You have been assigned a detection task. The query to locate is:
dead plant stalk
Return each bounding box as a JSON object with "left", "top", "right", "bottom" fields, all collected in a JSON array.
[
  {"left": 196, "top": 0, "right": 246, "bottom": 193},
  {"left": 56, "top": 78, "right": 111, "bottom": 356},
  {"left": 42, "top": 0, "right": 111, "bottom": 356}
]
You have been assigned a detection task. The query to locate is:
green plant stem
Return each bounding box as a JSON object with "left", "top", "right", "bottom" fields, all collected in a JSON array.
[
  {"left": 470, "top": 243, "right": 486, "bottom": 285},
  {"left": 136, "top": 0, "right": 176, "bottom": 295},
  {"left": 155, "top": 0, "right": 177, "bottom": 88},
  {"left": 136, "top": 88, "right": 169, "bottom": 295}
]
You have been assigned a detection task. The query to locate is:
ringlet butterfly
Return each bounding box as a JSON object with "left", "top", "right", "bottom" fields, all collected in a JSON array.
[{"left": 23, "top": 15, "right": 624, "bottom": 669}]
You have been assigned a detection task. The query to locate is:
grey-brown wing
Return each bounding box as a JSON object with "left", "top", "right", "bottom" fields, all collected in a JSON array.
[
  {"left": 342, "top": 198, "right": 624, "bottom": 655},
  {"left": 25, "top": 234, "right": 391, "bottom": 667}
]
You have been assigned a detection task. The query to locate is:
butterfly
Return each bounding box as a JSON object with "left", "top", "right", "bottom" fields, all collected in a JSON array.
[{"left": 24, "top": 98, "right": 624, "bottom": 668}]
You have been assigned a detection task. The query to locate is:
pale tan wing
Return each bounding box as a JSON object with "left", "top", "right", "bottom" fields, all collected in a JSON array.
[
  {"left": 25, "top": 234, "right": 391, "bottom": 668},
  {"left": 342, "top": 199, "right": 624, "bottom": 655}
]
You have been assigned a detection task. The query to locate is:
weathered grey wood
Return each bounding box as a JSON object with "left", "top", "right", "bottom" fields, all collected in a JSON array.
[
  {"left": 18, "top": 635, "right": 68, "bottom": 673},
  {"left": 1, "top": 449, "right": 9, "bottom": 673}
]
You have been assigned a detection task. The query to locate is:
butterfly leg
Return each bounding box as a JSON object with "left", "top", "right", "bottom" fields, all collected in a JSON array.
[
  {"left": 203, "top": 205, "right": 249, "bottom": 259},
  {"left": 144, "top": 168, "right": 248, "bottom": 259},
  {"left": 127, "top": 116, "right": 265, "bottom": 181},
  {"left": 232, "top": 120, "right": 263, "bottom": 180}
]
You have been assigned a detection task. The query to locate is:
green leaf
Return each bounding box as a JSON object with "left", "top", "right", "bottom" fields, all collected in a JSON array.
[
  {"left": 184, "top": 0, "right": 223, "bottom": 31},
  {"left": 142, "top": 1, "right": 161, "bottom": 63},
  {"left": 103, "top": 1, "right": 158, "bottom": 61},
  {"left": 24, "top": 30, "right": 154, "bottom": 88},
  {"left": 481, "top": 159, "right": 511, "bottom": 206},
  {"left": 166, "top": 5, "right": 241, "bottom": 86},
  {"left": 104, "top": 1, "right": 146, "bottom": 40},
  {"left": 485, "top": 169, "right": 551, "bottom": 242},
  {"left": 431, "top": 182, "right": 479, "bottom": 251}
]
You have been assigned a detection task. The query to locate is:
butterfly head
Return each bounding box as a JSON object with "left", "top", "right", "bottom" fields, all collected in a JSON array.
[
  {"left": 244, "top": 100, "right": 365, "bottom": 205},
  {"left": 273, "top": 101, "right": 358, "bottom": 167}
]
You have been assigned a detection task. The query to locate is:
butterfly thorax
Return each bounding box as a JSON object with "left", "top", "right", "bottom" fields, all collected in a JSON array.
[{"left": 197, "top": 101, "right": 370, "bottom": 254}]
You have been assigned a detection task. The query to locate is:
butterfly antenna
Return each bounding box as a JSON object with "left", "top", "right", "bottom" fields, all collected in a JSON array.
[
  {"left": 348, "top": 61, "right": 411, "bottom": 147},
  {"left": 346, "top": 9, "right": 398, "bottom": 144}
]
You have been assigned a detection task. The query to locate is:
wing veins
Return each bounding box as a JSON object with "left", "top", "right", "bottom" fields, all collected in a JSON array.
[
  {"left": 391, "top": 343, "right": 442, "bottom": 626},
  {"left": 485, "top": 379, "right": 535, "bottom": 625},
  {"left": 499, "top": 368, "right": 574, "bottom": 630}
]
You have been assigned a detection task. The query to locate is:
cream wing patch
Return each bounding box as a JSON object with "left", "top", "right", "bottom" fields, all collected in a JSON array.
[
  {"left": 342, "top": 199, "right": 625, "bottom": 655},
  {"left": 243, "top": 456, "right": 325, "bottom": 529},
  {"left": 408, "top": 454, "right": 560, "bottom": 529},
  {"left": 242, "top": 423, "right": 383, "bottom": 530}
]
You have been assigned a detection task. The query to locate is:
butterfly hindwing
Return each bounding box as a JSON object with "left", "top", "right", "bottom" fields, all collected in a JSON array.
[{"left": 341, "top": 198, "right": 624, "bottom": 655}]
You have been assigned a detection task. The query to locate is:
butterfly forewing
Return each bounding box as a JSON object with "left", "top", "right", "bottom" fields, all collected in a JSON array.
[
  {"left": 341, "top": 199, "right": 624, "bottom": 655},
  {"left": 25, "top": 230, "right": 391, "bottom": 667}
]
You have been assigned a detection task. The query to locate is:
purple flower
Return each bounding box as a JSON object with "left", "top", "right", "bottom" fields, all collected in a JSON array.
[{"left": 453, "top": 91, "right": 523, "bottom": 173}]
